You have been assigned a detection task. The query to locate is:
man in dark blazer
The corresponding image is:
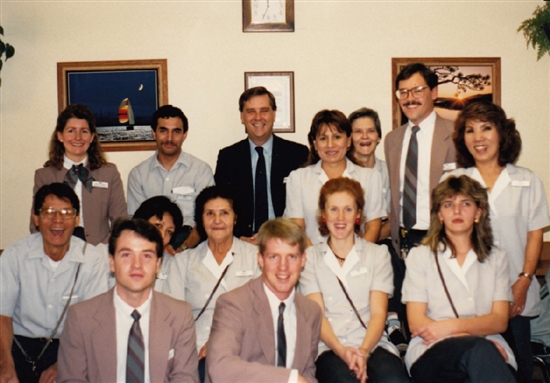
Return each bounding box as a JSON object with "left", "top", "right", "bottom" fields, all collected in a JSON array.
[
  {"left": 57, "top": 219, "right": 199, "bottom": 383},
  {"left": 214, "top": 87, "right": 308, "bottom": 241},
  {"left": 206, "top": 218, "right": 322, "bottom": 383}
]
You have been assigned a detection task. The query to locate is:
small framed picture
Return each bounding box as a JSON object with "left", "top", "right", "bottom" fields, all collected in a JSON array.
[{"left": 245, "top": 71, "right": 295, "bottom": 133}]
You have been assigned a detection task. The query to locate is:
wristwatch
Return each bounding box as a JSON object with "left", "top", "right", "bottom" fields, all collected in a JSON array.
[{"left": 518, "top": 271, "right": 534, "bottom": 280}]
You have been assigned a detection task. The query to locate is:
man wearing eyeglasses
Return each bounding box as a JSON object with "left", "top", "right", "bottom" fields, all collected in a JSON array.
[
  {"left": 384, "top": 63, "right": 457, "bottom": 258},
  {"left": 0, "top": 183, "right": 108, "bottom": 383}
]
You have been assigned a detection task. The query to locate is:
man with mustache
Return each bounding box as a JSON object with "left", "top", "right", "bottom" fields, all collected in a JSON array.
[{"left": 127, "top": 105, "right": 214, "bottom": 253}]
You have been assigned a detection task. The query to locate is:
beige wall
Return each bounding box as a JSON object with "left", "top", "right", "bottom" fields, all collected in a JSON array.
[{"left": 1, "top": 1, "right": 549, "bottom": 248}]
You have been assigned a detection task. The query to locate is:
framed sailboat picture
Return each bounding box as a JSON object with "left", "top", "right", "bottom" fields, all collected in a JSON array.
[{"left": 57, "top": 59, "right": 168, "bottom": 152}]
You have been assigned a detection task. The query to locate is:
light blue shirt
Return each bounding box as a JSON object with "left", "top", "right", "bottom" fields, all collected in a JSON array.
[{"left": 248, "top": 135, "right": 275, "bottom": 227}]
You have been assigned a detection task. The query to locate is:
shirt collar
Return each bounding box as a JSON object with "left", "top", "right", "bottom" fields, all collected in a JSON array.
[
  {"left": 114, "top": 286, "right": 153, "bottom": 314},
  {"left": 63, "top": 154, "right": 88, "bottom": 169},
  {"left": 153, "top": 150, "right": 186, "bottom": 170},
  {"left": 408, "top": 110, "right": 437, "bottom": 132},
  {"left": 263, "top": 280, "right": 295, "bottom": 308},
  {"left": 248, "top": 135, "right": 274, "bottom": 157}
]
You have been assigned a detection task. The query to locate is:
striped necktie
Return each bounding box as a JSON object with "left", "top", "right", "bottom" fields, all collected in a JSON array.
[
  {"left": 126, "top": 310, "right": 145, "bottom": 383},
  {"left": 277, "top": 302, "right": 287, "bottom": 367},
  {"left": 403, "top": 126, "right": 420, "bottom": 229}
]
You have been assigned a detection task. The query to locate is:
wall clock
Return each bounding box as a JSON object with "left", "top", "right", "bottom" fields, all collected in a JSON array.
[{"left": 242, "top": 0, "right": 294, "bottom": 32}]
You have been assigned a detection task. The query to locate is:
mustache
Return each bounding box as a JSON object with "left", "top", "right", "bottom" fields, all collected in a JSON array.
[{"left": 404, "top": 101, "right": 422, "bottom": 107}]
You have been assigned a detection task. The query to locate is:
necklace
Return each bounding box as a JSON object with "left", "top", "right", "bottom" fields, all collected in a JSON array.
[{"left": 333, "top": 252, "right": 346, "bottom": 262}]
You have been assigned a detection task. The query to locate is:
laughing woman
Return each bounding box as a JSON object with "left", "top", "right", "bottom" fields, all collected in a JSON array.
[{"left": 300, "top": 178, "right": 409, "bottom": 383}]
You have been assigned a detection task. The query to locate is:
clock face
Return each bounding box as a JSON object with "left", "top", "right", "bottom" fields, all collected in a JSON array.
[{"left": 251, "top": 0, "right": 286, "bottom": 24}]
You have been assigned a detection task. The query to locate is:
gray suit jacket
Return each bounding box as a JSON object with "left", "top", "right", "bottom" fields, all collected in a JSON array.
[
  {"left": 57, "top": 288, "right": 199, "bottom": 383},
  {"left": 206, "top": 277, "right": 322, "bottom": 383},
  {"left": 384, "top": 115, "right": 456, "bottom": 254},
  {"left": 31, "top": 163, "right": 128, "bottom": 245}
]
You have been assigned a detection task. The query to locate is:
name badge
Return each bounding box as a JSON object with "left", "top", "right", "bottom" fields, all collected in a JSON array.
[
  {"left": 62, "top": 295, "right": 79, "bottom": 300},
  {"left": 511, "top": 180, "right": 530, "bottom": 187},
  {"left": 350, "top": 267, "right": 368, "bottom": 277},
  {"left": 235, "top": 270, "right": 254, "bottom": 277},
  {"left": 443, "top": 162, "right": 457, "bottom": 171},
  {"left": 92, "top": 181, "right": 108, "bottom": 189},
  {"left": 157, "top": 272, "right": 168, "bottom": 280}
]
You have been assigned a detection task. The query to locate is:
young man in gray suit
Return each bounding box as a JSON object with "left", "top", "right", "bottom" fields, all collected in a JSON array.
[
  {"left": 207, "top": 218, "right": 322, "bottom": 383},
  {"left": 57, "top": 219, "right": 199, "bottom": 383}
]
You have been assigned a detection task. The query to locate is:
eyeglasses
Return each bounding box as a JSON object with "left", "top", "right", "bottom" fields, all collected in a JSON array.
[
  {"left": 39, "top": 207, "right": 77, "bottom": 220},
  {"left": 395, "top": 86, "right": 428, "bottom": 100}
]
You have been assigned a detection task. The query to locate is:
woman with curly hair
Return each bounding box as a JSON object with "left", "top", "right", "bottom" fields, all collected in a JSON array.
[
  {"left": 444, "top": 100, "right": 550, "bottom": 382},
  {"left": 31, "top": 104, "right": 127, "bottom": 245}
]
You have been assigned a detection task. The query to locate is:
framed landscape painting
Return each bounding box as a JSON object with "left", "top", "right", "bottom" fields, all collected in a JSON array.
[
  {"left": 391, "top": 57, "right": 501, "bottom": 128},
  {"left": 57, "top": 59, "right": 168, "bottom": 152}
]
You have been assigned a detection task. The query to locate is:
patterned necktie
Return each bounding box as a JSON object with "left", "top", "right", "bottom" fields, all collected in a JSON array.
[
  {"left": 126, "top": 310, "right": 145, "bottom": 383},
  {"left": 254, "top": 146, "right": 268, "bottom": 232},
  {"left": 64, "top": 164, "right": 93, "bottom": 192},
  {"left": 403, "top": 126, "right": 420, "bottom": 230},
  {"left": 277, "top": 302, "right": 287, "bottom": 367}
]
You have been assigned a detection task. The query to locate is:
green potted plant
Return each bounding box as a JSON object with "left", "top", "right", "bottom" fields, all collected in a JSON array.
[
  {"left": 0, "top": 25, "right": 16, "bottom": 86},
  {"left": 517, "top": 2, "right": 550, "bottom": 61}
]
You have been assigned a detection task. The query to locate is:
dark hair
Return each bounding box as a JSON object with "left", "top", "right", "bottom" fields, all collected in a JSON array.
[
  {"left": 395, "top": 63, "right": 439, "bottom": 91},
  {"left": 33, "top": 182, "right": 80, "bottom": 216},
  {"left": 109, "top": 218, "right": 163, "bottom": 258},
  {"left": 134, "top": 196, "right": 183, "bottom": 229},
  {"left": 317, "top": 178, "right": 364, "bottom": 237},
  {"left": 257, "top": 218, "right": 307, "bottom": 255},
  {"left": 151, "top": 105, "right": 189, "bottom": 133},
  {"left": 422, "top": 175, "right": 493, "bottom": 262},
  {"left": 45, "top": 104, "right": 107, "bottom": 171},
  {"left": 194, "top": 185, "right": 237, "bottom": 241},
  {"left": 453, "top": 100, "right": 521, "bottom": 168},
  {"left": 306, "top": 110, "right": 351, "bottom": 165},
  {"left": 239, "top": 86, "right": 277, "bottom": 112}
]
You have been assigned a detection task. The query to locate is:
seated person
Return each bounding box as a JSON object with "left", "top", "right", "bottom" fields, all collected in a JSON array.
[
  {"left": 162, "top": 186, "right": 260, "bottom": 382},
  {"left": 402, "top": 175, "right": 517, "bottom": 382},
  {"left": 1, "top": 183, "right": 109, "bottom": 383},
  {"left": 58, "top": 218, "right": 199, "bottom": 383},
  {"left": 300, "top": 178, "right": 409, "bottom": 383},
  {"left": 207, "top": 218, "right": 322, "bottom": 383},
  {"left": 133, "top": 195, "right": 183, "bottom": 291}
]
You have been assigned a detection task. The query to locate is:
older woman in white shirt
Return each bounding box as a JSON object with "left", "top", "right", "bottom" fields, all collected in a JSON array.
[
  {"left": 445, "top": 101, "right": 550, "bottom": 382},
  {"left": 403, "top": 175, "right": 516, "bottom": 382},
  {"left": 162, "top": 186, "right": 260, "bottom": 382},
  {"left": 300, "top": 177, "right": 409, "bottom": 383},
  {"left": 285, "top": 109, "right": 385, "bottom": 246}
]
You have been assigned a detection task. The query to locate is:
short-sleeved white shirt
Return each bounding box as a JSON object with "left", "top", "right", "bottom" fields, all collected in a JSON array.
[
  {"left": 373, "top": 156, "right": 390, "bottom": 213},
  {"left": 284, "top": 158, "right": 386, "bottom": 245},
  {"left": 299, "top": 237, "right": 397, "bottom": 356},
  {"left": 402, "top": 245, "right": 516, "bottom": 371},
  {"left": 0, "top": 233, "right": 109, "bottom": 338}
]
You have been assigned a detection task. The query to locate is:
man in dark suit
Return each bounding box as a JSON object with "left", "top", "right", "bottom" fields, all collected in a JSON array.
[
  {"left": 57, "top": 218, "right": 199, "bottom": 383},
  {"left": 214, "top": 87, "right": 308, "bottom": 242},
  {"left": 207, "top": 218, "right": 322, "bottom": 383}
]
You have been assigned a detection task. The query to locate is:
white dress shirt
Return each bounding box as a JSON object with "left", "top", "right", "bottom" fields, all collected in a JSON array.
[{"left": 63, "top": 155, "right": 87, "bottom": 227}]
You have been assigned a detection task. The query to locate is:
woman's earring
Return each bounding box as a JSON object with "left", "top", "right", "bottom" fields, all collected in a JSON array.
[
  {"left": 322, "top": 217, "right": 326, "bottom": 224},
  {"left": 474, "top": 218, "right": 479, "bottom": 223},
  {"left": 355, "top": 218, "right": 360, "bottom": 225}
]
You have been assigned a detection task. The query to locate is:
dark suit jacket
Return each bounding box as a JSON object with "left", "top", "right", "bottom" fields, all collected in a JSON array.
[
  {"left": 384, "top": 115, "right": 456, "bottom": 254},
  {"left": 214, "top": 135, "right": 308, "bottom": 237},
  {"left": 31, "top": 163, "right": 128, "bottom": 245},
  {"left": 57, "top": 288, "right": 199, "bottom": 383},
  {"left": 206, "top": 277, "right": 322, "bottom": 383}
]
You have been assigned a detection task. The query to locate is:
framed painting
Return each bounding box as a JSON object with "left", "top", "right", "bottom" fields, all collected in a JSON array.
[
  {"left": 57, "top": 59, "right": 168, "bottom": 152},
  {"left": 245, "top": 71, "right": 295, "bottom": 133},
  {"left": 391, "top": 57, "right": 501, "bottom": 128},
  {"left": 242, "top": 0, "right": 295, "bottom": 32}
]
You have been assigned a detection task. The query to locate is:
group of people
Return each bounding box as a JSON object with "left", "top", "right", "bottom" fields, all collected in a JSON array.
[{"left": 0, "top": 61, "right": 548, "bottom": 383}]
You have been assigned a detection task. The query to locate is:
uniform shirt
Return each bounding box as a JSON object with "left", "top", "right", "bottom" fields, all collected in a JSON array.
[
  {"left": 114, "top": 289, "right": 152, "bottom": 383},
  {"left": 402, "top": 245, "right": 516, "bottom": 371},
  {"left": 162, "top": 238, "right": 260, "bottom": 349},
  {"left": 284, "top": 158, "right": 385, "bottom": 245},
  {"left": 373, "top": 156, "right": 391, "bottom": 213},
  {"left": 398, "top": 111, "right": 436, "bottom": 230},
  {"left": 0, "top": 233, "right": 108, "bottom": 338},
  {"left": 249, "top": 135, "right": 276, "bottom": 222},
  {"left": 154, "top": 252, "right": 175, "bottom": 293},
  {"left": 299, "top": 237, "right": 397, "bottom": 356},
  {"left": 444, "top": 165, "right": 550, "bottom": 316},
  {"left": 127, "top": 150, "right": 214, "bottom": 226}
]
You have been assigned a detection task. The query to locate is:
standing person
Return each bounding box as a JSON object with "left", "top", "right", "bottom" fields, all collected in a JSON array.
[
  {"left": 285, "top": 109, "right": 385, "bottom": 246},
  {"left": 445, "top": 100, "right": 550, "bottom": 382},
  {"left": 214, "top": 86, "right": 309, "bottom": 243},
  {"left": 206, "top": 218, "right": 322, "bottom": 383},
  {"left": 2, "top": 183, "right": 108, "bottom": 383},
  {"left": 127, "top": 104, "right": 214, "bottom": 253},
  {"left": 133, "top": 196, "right": 183, "bottom": 291},
  {"left": 31, "top": 104, "right": 127, "bottom": 245},
  {"left": 163, "top": 186, "right": 260, "bottom": 382},
  {"left": 57, "top": 219, "right": 199, "bottom": 383},
  {"left": 300, "top": 178, "right": 409, "bottom": 383},
  {"left": 384, "top": 63, "right": 456, "bottom": 257},
  {"left": 403, "top": 175, "right": 516, "bottom": 383}
]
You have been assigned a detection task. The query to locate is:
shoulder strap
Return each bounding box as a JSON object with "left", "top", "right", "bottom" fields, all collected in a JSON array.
[
  {"left": 336, "top": 276, "right": 367, "bottom": 329},
  {"left": 434, "top": 251, "right": 459, "bottom": 319},
  {"left": 195, "top": 262, "right": 231, "bottom": 322}
]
